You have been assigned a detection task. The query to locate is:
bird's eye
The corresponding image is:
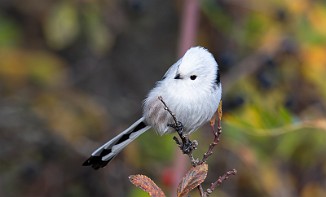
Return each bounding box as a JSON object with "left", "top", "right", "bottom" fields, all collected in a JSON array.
[{"left": 190, "top": 75, "right": 197, "bottom": 80}]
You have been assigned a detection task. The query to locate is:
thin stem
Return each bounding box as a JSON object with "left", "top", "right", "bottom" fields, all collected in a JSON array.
[
  {"left": 205, "top": 169, "right": 237, "bottom": 196},
  {"left": 158, "top": 98, "right": 236, "bottom": 197},
  {"left": 158, "top": 96, "right": 178, "bottom": 125},
  {"left": 201, "top": 124, "right": 222, "bottom": 164},
  {"left": 201, "top": 102, "right": 223, "bottom": 164},
  {"left": 197, "top": 185, "right": 205, "bottom": 197},
  {"left": 158, "top": 96, "right": 198, "bottom": 158}
]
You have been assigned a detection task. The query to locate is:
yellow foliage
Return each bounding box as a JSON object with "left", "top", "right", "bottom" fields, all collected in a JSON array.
[
  {"left": 43, "top": 1, "right": 79, "bottom": 49},
  {"left": 308, "top": 4, "right": 326, "bottom": 35},
  {"left": 32, "top": 92, "right": 108, "bottom": 143},
  {"left": 0, "top": 49, "right": 28, "bottom": 87},
  {"left": 285, "top": 0, "right": 309, "bottom": 15},
  {"left": 0, "top": 48, "right": 67, "bottom": 89},
  {"left": 301, "top": 183, "right": 326, "bottom": 197},
  {"left": 259, "top": 164, "right": 292, "bottom": 196},
  {"left": 301, "top": 45, "right": 326, "bottom": 99},
  {"left": 260, "top": 28, "right": 283, "bottom": 53}
]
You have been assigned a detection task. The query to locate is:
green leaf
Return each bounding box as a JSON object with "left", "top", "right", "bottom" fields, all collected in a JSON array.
[
  {"left": 83, "top": 5, "right": 114, "bottom": 55},
  {"left": 0, "top": 15, "right": 21, "bottom": 46},
  {"left": 44, "top": 1, "right": 79, "bottom": 49}
]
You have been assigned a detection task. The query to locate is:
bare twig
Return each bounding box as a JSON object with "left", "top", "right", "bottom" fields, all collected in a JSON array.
[
  {"left": 205, "top": 169, "right": 237, "bottom": 196},
  {"left": 158, "top": 96, "right": 178, "bottom": 126},
  {"left": 201, "top": 118, "right": 222, "bottom": 164},
  {"left": 198, "top": 185, "right": 205, "bottom": 197},
  {"left": 158, "top": 97, "right": 236, "bottom": 197},
  {"left": 158, "top": 96, "right": 198, "bottom": 160},
  {"left": 200, "top": 101, "right": 223, "bottom": 164}
]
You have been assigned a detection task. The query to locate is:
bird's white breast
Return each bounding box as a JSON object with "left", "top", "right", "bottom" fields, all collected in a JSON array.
[{"left": 143, "top": 79, "right": 221, "bottom": 135}]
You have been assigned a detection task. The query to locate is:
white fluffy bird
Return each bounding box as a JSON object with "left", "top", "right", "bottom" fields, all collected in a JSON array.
[{"left": 83, "top": 46, "right": 222, "bottom": 169}]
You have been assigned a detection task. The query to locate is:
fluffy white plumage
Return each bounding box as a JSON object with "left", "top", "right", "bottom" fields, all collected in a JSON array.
[
  {"left": 143, "top": 47, "right": 221, "bottom": 134},
  {"left": 83, "top": 46, "right": 222, "bottom": 169}
]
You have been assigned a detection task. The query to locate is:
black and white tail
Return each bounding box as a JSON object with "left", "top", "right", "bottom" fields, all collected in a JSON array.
[{"left": 83, "top": 117, "right": 151, "bottom": 169}]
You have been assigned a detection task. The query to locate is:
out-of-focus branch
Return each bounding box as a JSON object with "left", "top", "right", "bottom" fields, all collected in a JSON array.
[{"left": 177, "top": 0, "right": 200, "bottom": 56}]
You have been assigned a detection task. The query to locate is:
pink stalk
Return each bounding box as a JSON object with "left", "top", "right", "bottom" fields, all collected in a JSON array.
[{"left": 171, "top": 0, "right": 200, "bottom": 195}]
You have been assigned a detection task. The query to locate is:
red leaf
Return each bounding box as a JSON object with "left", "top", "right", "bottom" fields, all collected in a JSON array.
[
  {"left": 129, "top": 174, "right": 166, "bottom": 197},
  {"left": 177, "top": 163, "right": 208, "bottom": 197}
]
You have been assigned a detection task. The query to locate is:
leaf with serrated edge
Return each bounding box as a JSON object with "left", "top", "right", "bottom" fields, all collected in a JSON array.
[
  {"left": 177, "top": 163, "right": 208, "bottom": 197},
  {"left": 129, "top": 174, "right": 166, "bottom": 197}
]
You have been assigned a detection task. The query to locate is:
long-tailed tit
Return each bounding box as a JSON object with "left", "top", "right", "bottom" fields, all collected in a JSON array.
[{"left": 83, "top": 46, "right": 222, "bottom": 169}]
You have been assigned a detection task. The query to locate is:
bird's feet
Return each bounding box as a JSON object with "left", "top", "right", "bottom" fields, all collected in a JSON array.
[
  {"left": 180, "top": 137, "right": 198, "bottom": 154},
  {"left": 169, "top": 121, "right": 197, "bottom": 154}
]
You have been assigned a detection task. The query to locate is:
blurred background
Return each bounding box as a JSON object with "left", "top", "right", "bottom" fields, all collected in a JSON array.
[{"left": 1, "top": 0, "right": 326, "bottom": 196}]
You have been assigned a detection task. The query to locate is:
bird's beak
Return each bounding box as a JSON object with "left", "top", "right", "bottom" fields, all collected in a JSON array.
[{"left": 174, "top": 73, "right": 182, "bottom": 79}]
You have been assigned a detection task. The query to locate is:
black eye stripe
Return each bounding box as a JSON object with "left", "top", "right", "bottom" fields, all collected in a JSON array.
[
  {"left": 215, "top": 71, "right": 220, "bottom": 85},
  {"left": 190, "top": 75, "right": 197, "bottom": 80}
]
